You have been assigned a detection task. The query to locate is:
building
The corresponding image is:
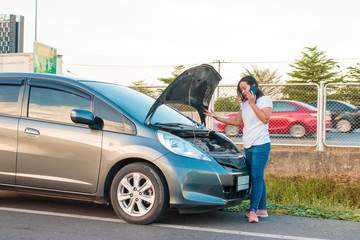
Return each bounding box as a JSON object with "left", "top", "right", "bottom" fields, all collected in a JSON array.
[
  {"left": 0, "top": 53, "right": 63, "bottom": 74},
  {"left": 0, "top": 14, "right": 24, "bottom": 54}
]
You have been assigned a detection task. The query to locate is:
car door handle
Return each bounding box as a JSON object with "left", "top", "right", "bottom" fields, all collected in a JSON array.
[{"left": 24, "top": 128, "right": 40, "bottom": 136}]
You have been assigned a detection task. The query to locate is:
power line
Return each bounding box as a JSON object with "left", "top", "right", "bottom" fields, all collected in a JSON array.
[
  {"left": 65, "top": 62, "right": 210, "bottom": 69},
  {"left": 65, "top": 58, "right": 360, "bottom": 69},
  {"left": 214, "top": 58, "right": 360, "bottom": 64}
]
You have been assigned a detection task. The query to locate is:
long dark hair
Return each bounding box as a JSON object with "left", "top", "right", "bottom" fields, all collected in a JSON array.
[{"left": 237, "top": 75, "right": 264, "bottom": 102}]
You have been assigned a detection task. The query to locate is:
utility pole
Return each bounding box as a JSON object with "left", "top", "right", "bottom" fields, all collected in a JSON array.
[
  {"left": 35, "top": 0, "right": 38, "bottom": 41},
  {"left": 215, "top": 59, "right": 223, "bottom": 74}
]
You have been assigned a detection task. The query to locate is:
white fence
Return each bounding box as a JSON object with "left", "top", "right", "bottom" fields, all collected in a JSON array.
[{"left": 131, "top": 82, "right": 360, "bottom": 150}]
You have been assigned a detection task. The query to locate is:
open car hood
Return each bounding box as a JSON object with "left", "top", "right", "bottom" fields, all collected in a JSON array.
[{"left": 145, "top": 64, "right": 222, "bottom": 126}]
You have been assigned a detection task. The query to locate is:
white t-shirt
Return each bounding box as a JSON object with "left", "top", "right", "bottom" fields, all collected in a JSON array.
[{"left": 240, "top": 96, "right": 273, "bottom": 148}]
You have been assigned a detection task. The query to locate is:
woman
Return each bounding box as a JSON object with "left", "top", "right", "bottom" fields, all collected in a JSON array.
[{"left": 205, "top": 75, "right": 273, "bottom": 223}]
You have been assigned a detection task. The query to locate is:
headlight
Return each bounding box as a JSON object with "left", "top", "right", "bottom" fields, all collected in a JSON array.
[{"left": 156, "top": 131, "right": 212, "bottom": 161}]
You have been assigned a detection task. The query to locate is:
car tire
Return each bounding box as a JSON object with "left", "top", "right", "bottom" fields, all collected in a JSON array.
[
  {"left": 110, "top": 162, "right": 168, "bottom": 225},
  {"left": 290, "top": 123, "right": 306, "bottom": 138},
  {"left": 225, "top": 125, "right": 239, "bottom": 136},
  {"left": 336, "top": 119, "right": 352, "bottom": 133}
]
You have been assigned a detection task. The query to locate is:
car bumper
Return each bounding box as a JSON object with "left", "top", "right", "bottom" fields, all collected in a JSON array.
[
  {"left": 216, "top": 122, "right": 226, "bottom": 133},
  {"left": 153, "top": 152, "right": 250, "bottom": 213}
]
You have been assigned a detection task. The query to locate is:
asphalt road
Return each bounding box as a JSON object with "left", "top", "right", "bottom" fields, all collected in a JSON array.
[
  {"left": 229, "top": 130, "right": 360, "bottom": 147},
  {"left": 0, "top": 191, "right": 359, "bottom": 240}
]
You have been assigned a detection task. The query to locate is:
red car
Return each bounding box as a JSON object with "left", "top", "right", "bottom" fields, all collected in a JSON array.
[{"left": 216, "top": 100, "right": 331, "bottom": 138}]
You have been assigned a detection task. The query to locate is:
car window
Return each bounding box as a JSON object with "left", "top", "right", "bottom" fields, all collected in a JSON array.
[
  {"left": 329, "top": 102, "right": 343, "bottom": 112},
  {"left": 339, "top": 101, "right": 357, "bottom": 111},
  {"left": 28, "top": 86, "right": 91, "bottom": 124},
  {"left": 333, "top": 102, "right": 341, "bottom": 110},
  {"left": 326, "top": 101, "right": 333, "bottom": 110},
  {"left": 94, "top": 97, "right": 136, "bottom": 134},
  {"left": 336, "top": 102, "right": 351, "bottom": 112},
  {"left": 328, "top": 101, "right": 356, "bottom": 112},
  {"left": 0, "top": 85, "right": 20, "bottom": 116},
  {"left": 273, "top": 102, "right": 298, "bottom": 112}
]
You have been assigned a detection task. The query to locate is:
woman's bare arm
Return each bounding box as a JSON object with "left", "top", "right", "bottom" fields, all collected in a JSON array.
[
  {"left": 247, "top": 91, "right": 272, "bottom": 124},
  {"left": 250, "top": 105, "right": 272, "bottom": 124},
  {"left": 204, "top": 109, "right": 243, "bottom": 126}
]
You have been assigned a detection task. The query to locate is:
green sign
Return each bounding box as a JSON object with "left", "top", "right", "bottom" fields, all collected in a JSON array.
[{"left": 33, "top": 41, "right": 57, "bottom": 74}]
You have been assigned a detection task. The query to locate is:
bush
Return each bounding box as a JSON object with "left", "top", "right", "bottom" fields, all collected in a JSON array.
[
  {"left": 227, "top": 174, "right": 360, "bottom": 221},
  {"left": 214, "top": 96, "right": 239, "bottom": 112}
]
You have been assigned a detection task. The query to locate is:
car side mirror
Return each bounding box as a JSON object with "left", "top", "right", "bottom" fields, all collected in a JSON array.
[{"left": 71, "top": 109, "right": 103, "bottom": 130}]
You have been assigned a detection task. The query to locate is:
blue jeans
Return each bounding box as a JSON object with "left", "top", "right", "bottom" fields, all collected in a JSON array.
[{"left": 244, "top": 142, "right": 271, "bottom": 212}]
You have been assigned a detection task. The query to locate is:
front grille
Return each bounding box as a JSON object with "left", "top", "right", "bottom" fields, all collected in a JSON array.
[{"left": 223, "top": 186, "right": 249, "bottom": 199}]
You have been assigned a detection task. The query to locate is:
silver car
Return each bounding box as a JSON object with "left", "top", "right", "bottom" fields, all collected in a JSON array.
[{"left": 0, "top": 64, "right": 249, "bottom": 224}]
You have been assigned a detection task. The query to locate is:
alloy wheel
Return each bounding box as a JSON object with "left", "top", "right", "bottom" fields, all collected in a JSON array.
[
  {"left": 336, "top": 119, "right": 352, "bottom": 133},
  {"left": 117, "top": 172, "right": 155, "bottom": 217},
  {"left": 290, "top": 124, "right": 306, "bottom": 138},
  {"left": 225, "top": 125, "right": 239, "bottom": 136}
]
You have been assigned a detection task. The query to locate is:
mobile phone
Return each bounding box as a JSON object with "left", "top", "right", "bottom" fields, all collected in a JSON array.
[{"left": 250, "top": 85, "right": 257, "bottom": 95}]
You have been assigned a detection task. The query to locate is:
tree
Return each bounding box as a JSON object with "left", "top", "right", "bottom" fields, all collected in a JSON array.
[
  {"left": 130, "top": 80, "right": 155, "bottom": 97},
  {"left": 157, "top": 65, "right": 185, "bottom": 85},
  {"left": 156, "top": 65, "right": 195, "bottom": 111},
  {"left": 284, "top": 46, "right": 342, "bottom": 102},
  {"left": 287, "top": 46, "right": 342, "bottom": 84},
  {"left": 241, "top": 65, "right": 283, "bottom": 99},
  {"left": 326, "top": 86, "right": 360, "bottom": 106},
  {"left": 347, "top": 63, "right": 360, "bottom": 81},
  {"left": 329, "top": 63, "right": 360, "bottom": 105}
]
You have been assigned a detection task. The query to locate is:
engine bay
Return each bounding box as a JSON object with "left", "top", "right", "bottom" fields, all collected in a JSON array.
[
  {"left": 176, "top": 130, "right": 247, "bottom": 170},
  {"left": 186, "top": 135, "right": 238, "bottom": 154}
]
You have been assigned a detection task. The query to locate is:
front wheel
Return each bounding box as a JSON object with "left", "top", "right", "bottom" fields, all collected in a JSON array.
[
  {"left": 336, "top": 119, "right": 352, "bottom": 133},
  {"left": 290, "top": 123, "right": 306, "bottom": 138},
  {"left": 110, "top": 162, "right": 168, "bottom": 224}
]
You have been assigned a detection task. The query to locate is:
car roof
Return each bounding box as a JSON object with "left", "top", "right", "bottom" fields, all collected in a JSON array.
[
  {"left": 273, "top": 100, "right": 317, "bottom": 110},
  {"left": 0, "top": 72, "right": 82, "bottom": 84},
  {"left": 308, "top": 100, "right": 356, "bottom": 109},
  {"left": 0, "top": 72, "right": 111, "bottom": 93},
  {"left": 274, "top": 100, "right": 299, "bottom": 103}
]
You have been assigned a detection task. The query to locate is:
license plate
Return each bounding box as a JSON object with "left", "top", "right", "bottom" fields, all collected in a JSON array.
[{"left": 237, "top": 175, "right": 249, "bottom": 191}]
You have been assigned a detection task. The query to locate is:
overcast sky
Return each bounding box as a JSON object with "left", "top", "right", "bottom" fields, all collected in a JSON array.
[{"left": 2, "top": 0, "right": 360, "bottom": 85}]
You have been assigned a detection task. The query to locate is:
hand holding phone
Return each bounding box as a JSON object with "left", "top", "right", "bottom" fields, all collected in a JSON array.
[{"left": 250, "top": 85, "right": 257, "bottom": 95}]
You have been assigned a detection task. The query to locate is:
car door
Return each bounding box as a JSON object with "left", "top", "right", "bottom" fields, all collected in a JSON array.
[
  {"left": 269, "top": 102, "right": 298, "bottom": 134},
  {"left": 0, "top": 78, "right": 24, "bottom": 184},
  {"left": 16, "top": 79, "right": 102, "bottom": 193}
]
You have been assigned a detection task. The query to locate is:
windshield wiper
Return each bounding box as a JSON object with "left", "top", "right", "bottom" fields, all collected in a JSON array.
[
  {"left": 153, "top": 122, "right": 193, "bottom": 127},
  {"left": 152, "top": 122, "right": 205, "bottom": 130}
]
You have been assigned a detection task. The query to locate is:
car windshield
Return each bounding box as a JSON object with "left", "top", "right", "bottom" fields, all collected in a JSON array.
[
  {"left": 294, "top": 101, "right": 318, "bottom": 111},
  {"left": 82, "top": 81, "right": 198, "bottom": 127}
]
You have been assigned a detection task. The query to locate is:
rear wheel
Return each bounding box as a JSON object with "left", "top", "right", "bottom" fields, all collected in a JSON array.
[
  {"left": 225, "top": 125, "right": 239, "bottom": 136},
  {"left": 290, "top": 123, "right": 306, "bottom": 138},
  {"left": 110, "top": 162, "right": 168, "bottom": 224},
  {"left": 336, "top": 119, "right": 352, "bottom": 133}
]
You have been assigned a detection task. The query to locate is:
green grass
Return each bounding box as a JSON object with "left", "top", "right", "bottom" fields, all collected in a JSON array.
[{"left": 227, "top": 174, "right": 360, "bottom": 222}]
